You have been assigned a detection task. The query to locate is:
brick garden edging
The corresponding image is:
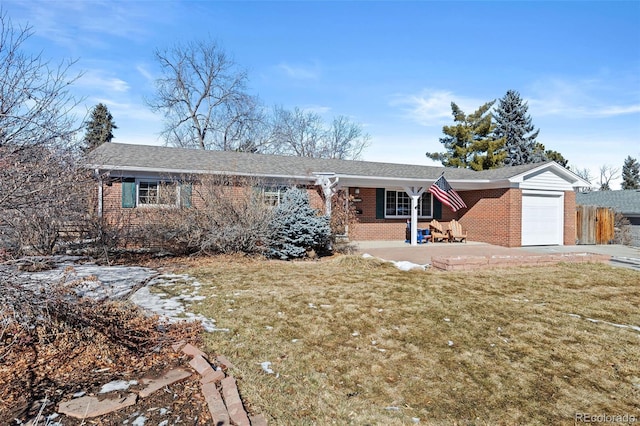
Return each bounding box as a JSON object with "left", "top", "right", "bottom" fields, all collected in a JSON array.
[
  {"left": 56, "top": 342, "right": 267, "bottom": 425},
  {"left": 431, "top": 252, "right": 611, "bottom": 271}
]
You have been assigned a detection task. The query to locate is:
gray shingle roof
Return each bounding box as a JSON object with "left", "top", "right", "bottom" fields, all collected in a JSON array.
[
  {"left": 85, "top": 142, "right": 559, "bottom": 183},
  {"left": 576, "top": 190, "right": 640, "bottom": 215},
  {"left": 86, "top": 142, "right": 483, "bottom": 180}
]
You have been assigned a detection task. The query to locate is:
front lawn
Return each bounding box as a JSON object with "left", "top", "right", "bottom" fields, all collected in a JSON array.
[{"left": 172, "top": 256, "right": 640, "bottom": 425}]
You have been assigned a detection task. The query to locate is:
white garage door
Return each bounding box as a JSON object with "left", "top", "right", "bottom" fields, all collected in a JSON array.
[{"left": 521, "top": 192, "right": 564, "bottom": 246}]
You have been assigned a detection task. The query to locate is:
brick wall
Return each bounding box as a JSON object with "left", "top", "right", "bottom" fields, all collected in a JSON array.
[
  {"left": 98, "top": 180, "right": 576, "bottom": 248},
  {"left": 347, "top": 188, "right": 406, "bottom": 240},
  {"left": 347, "top": 187, "right": 525, "bottom": 247},
  {"left": 100, "top": 181, "right": 326, "bottom": 225},
  {"left": 564, "top": 190, "right": 577, "bottom": 245},
  {"left": 456, "top": 188, "right": 522, "bottom": 247}
]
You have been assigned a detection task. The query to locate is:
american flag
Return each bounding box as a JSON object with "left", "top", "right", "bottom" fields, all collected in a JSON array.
[{"left": 429, "top": 174, "right": 467, "bottom": 212}]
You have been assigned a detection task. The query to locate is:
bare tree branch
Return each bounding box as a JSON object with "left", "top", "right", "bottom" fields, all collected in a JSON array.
[
  {"left": 0, "top": 10, "right": 89, "bottom": 255},
  {"left": 146, "top": 39, "right": 257, "bottom": 150},
  {"left": 599, "top": 164, "right": 620, "bottom": 191}
]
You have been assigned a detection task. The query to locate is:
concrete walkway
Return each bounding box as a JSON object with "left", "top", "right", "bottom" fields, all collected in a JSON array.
[{"left": 354, "top": 240, "right": 640, "bottom": 271}]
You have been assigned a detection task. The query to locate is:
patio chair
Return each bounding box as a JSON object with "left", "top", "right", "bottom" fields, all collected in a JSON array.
[
  {"left": 429, "top": 220, "right": 448, "bottom": 242},
  {"left": 448, "top": 219, "right": 467, "bottom": 243}
]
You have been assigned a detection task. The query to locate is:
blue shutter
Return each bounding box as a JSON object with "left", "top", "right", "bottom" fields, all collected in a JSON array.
[
  {"left": 376, "top": 188, "right": 385, "bottom": 219},
  {"left": 180, "top": 182, "right": 192, "bottom": 208},
  {"left": 121, "top": 179, "right": 136, "bottom": 208}
]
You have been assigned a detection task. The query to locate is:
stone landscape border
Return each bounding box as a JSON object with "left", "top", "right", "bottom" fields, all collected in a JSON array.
[
  {"left": 56, "top": 342, "right": 267, "bottom": 425},
  {"left": 430, "top": 252, "right": 611, "bottom": 271}
]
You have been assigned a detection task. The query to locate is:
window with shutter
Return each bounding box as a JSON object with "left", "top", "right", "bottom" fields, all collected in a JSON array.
[{"left": 121, "top": 179, "right": 136, "bottom": 208}]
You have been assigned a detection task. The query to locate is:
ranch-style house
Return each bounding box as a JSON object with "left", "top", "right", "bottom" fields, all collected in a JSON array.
[{"left": 86, "top": 142, "right": 591, "bottom": 247}]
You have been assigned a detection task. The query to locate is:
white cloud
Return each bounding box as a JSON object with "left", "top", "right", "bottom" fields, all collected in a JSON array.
[
  {"left": 301, "top": 104, "right": 331, "bottom": 115},
  {"left": 389, "top": 89, "right": 488, "bottom": 127},
  {"left": 7, "top": 0, "right": 172, "bottom": 48},
  {"left": 277, "top": 62, "right": 320, "bottom": 80},
  {"left": 136, "top": 64, "right": 155, "bottom": 83},
  {"left": 527, "top": 77, "right": 640, "bottom": 118},
  {"left": 77, "top": 71, "right": 130, "bottom": 93},
  {"left": 90, "top": 98, "right": 159, "bottom": 123}
]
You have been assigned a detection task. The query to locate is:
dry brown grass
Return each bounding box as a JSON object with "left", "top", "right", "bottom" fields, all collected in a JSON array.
[{"left": 171, "top": 256, "right": 640, "bottom": 425}]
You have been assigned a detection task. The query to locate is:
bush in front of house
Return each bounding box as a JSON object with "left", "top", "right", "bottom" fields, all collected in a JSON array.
[{"left": 267, "top": 187, "right": 330, "bottom": 260}]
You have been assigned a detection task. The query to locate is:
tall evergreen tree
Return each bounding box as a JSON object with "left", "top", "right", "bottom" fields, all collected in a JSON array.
[
  {"left": 427, "top": 101, "right": 505, "bottom": 170},
  {"left": 82, "top": 103, "right": 117, "bottom": 152},
  {"left": 538, "top": 144, "right": 569, "bottom": 168},
  {"left": 621, "top": 155, "right": 640, "bottom": 189},
  {"left": 493, "top": 90, "right": 544, "bottom": 166}
]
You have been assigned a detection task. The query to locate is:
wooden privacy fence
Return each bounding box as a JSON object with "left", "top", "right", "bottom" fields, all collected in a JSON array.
[{"left": 576, "top": 205, "right": 615, "bottom": 245}]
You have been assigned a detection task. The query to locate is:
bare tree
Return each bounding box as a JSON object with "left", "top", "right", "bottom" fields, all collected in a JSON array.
[
  {"left": 571, "top": 167, "right": 595, "bottom": 192},
  {"left": 572, "top": 167, "right": 594, "bottom": 183},
  {"left": 146, "top": 39, "right": 259, "bottom": 150},
  {"left": 599, "top": 164, "right": 620, "bottom": 191},
  {"left": 324, "top": 115, "right": 370, "bottom": 160},
  {"left": 270, "top": 106, "right": 325, "bottom": 157},
  {"left": 269, "top": 106, "right": 370, "bottom": 160},
  {"left": 0, "top": 13, "right": 80, "bottom": 149},
  {"left": 0, "top": 11, "right": 86, "bottom": 254}
]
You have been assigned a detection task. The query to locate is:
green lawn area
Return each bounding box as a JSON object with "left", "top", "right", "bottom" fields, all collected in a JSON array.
[{"left": 170, "top": 255, "right": 640, "bottom": 425}]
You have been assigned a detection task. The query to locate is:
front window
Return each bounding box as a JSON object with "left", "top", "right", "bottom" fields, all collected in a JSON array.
[
  {"left": 385, "top": 190, "right": 432, "bottom": 218},
  {"left": 262, "top": 186, "right": 287, "bottom": 206},
  {"left": 138, "top": 181, "right": 177, "bottom": 206}
]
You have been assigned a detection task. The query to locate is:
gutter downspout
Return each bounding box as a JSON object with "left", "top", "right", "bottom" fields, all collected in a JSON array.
[{"left": 95, "top": 169, "right": 103, "bottom": 218}]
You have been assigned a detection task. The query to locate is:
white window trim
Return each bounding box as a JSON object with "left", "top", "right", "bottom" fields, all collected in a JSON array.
[
  {"left": 262, "top": 185, "right": 289, "bottom": 206},
  {"left": 135, "top": 179, "right": 179, "bottom": 208},
  {"left": 385, "top": 189, "right": 433, "bottom": 218}
]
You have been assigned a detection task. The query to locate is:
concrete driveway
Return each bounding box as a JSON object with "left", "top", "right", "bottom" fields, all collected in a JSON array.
[{"left": 354, "top": 240, "right": 640, "bottom": 271}]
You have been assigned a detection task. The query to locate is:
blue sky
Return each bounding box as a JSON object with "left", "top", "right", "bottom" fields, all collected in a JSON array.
[{"left": 3, "top": 0, "right": 639, "bottom": 188}]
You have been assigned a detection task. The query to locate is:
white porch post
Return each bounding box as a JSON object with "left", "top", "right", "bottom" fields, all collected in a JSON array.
[
  {"left": 316, "top": 174, "right": 339, "bottom": 216},
  {"left": 403, "top": 186, "right": 425, "bottom": 246}
]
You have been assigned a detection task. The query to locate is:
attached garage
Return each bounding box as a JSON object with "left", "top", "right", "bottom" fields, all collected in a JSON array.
[{"left": 521, "top": 191, "right": 564, "bottom": 246}]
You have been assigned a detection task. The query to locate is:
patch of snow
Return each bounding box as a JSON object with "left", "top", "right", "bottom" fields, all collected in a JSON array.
[
  {"left": 72, "top": 391, "right": 86, "bottom": 398},
  {"left": 361, "top": 253, "right": 428, "bottom": 271},
  {"left": 392, "top": 260, "right": 426, "bottom": 271},
  {"left": 448, "top": 340, "right": 454, "bottom": 347},
  {"left": 384, "top": 406, "right": 400, "bottom": 411},
  {"left": 19, "top": 264, "right": 156, "bottom": 300},
  {"left": 568, "top": 313, "right": 640, "bottom": 333},
  {"left": 99, "top": 380, "right": 138, "bottom": 393},
  {"left": 260, "top": 361, "right": 274, "bottom": 374},
  {"left": 130, "top": 274, "right": 222, "bottom": 332},
  {"left": 444, "top": 318, "right": 450, "bottom": 322},
  {"left": 132, "top": 415, "right": 147, "bottom": 426}
]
